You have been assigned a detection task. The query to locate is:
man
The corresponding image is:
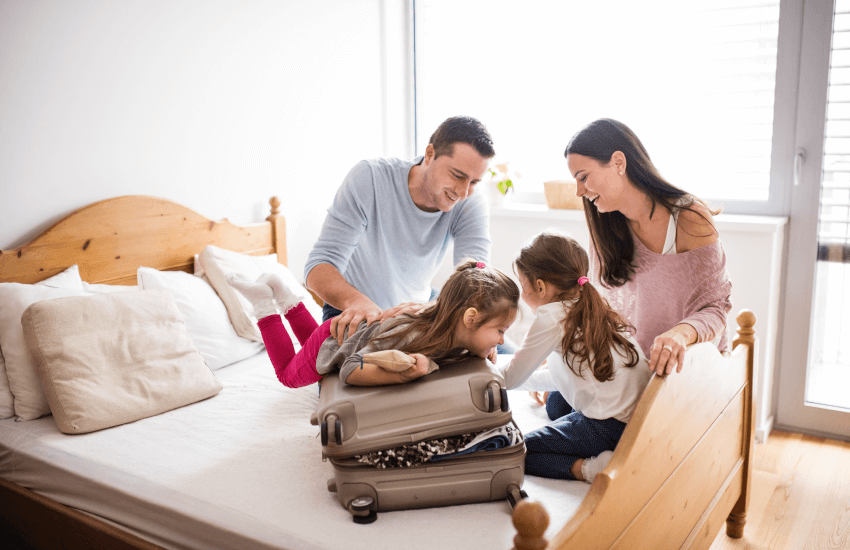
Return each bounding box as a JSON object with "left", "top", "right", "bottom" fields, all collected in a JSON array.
[{"left": 305, "top": 116, "right": 495, "bottom": 344}]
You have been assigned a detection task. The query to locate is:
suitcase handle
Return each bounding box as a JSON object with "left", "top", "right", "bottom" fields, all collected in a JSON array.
[
  {"left": 485, "top": 382, "right": 506, "bottom": 413},
  {"left": 483, "top": 383, "right": 509, "bottom": 413}
]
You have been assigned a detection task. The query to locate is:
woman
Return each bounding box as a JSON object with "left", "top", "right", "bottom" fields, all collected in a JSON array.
[
  {"left": 536, "top": 118, "right": 734, "bottom": 468},
  {"left": 564, "top": 118, "right": 732, "bottom": 378}
]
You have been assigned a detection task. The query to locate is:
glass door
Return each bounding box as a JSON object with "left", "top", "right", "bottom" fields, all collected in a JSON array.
[
  {"left": 808, "top": 56, "right": 850, "bottom": 410},
  {"left": 777, "top": 0, "right": 850, "bottom": 439}
]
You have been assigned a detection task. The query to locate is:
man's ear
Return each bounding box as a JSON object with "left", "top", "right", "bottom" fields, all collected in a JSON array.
[
  {"left": 611, "top": 151, "right": 627, "bottom": 175},
  {"left": 422, "top": 143, "right": 436, "bottom": 166},
  {"left": 463, "top": 307, "right": 478, "bottom": 328}
]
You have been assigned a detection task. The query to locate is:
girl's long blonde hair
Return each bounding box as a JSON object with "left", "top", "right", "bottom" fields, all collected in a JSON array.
[
  {"left": 370, "top": 260, "right": 519, "bottom": 363},
  {"left": 514, "top": 233, "right": 639, "bottom": 382}
]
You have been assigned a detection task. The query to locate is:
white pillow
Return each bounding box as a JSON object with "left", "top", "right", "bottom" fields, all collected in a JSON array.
[
  {"left": 197, "top": 245, "right": 323, "bottom": 343},
  {"left": 137, "top": 268, "right": 264, "bottom": 370},
  {"left": 0, "top": 265, "right": 87, "bottom": 420},
  {"left": 82, "top": 281, "right": 138, "bottom": 294}
]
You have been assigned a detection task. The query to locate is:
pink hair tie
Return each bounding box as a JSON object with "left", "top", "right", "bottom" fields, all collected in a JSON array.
[
  {"left": 475, "top": 262, "right": 486, "bottom": 269},
  {"left": 577, "top": 276, "right": 589, "bottom": 287}
]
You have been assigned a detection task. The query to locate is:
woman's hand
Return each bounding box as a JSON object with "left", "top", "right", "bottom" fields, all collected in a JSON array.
[
  {"left": 528, "top": 391, "right": 549, "bottom": 406},
  {"left": 647, "top": 324, "right": 697, "bottom": 375}
]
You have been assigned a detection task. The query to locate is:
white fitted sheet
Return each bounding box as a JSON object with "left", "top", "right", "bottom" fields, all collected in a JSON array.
[{"left": 0, "top": 353, "right": 588, "bottom": 549}]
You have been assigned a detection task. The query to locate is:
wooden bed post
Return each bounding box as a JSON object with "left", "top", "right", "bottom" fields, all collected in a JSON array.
[
  {"left": 512, "top": 500, "right": 549, "bottom": 550},
  {"left": 267, "top": 196, "right": 287, "bottom": 266},
  {"left": 726, "top": 309, "right": 757, "bottom": 538}
]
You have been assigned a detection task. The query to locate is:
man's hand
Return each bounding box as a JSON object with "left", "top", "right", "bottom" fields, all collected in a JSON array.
[
  {"left": 378, "top": 302, "right": 428, "bottom": 322},
  {"left": 330, "top": 298, "right": 383, "bottom": 345}
]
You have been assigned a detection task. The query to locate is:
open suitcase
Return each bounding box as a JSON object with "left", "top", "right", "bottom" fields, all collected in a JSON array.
[{"left": 310, "top": 356, "right": 527, "bottom": 523}]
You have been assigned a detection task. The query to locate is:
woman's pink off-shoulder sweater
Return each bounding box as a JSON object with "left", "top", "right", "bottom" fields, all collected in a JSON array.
[{"left": 591, "top": 236, "right": 733, "bottom": 357}]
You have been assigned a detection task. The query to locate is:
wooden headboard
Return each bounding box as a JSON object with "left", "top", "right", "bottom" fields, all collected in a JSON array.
[{"left": 0, "top": 195, "right": 285, "bottom": 286}]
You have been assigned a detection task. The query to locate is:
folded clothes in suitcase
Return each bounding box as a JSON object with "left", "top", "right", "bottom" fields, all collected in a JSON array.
[{"left": 310, "top": 356, "right": 527, "bottom": 523}]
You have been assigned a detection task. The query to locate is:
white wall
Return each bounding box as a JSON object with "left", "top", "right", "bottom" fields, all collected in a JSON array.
[{"left": 0, "top": 0, "right": 407, "bottom": 283}]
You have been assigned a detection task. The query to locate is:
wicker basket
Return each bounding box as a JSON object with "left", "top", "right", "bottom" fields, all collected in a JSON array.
[{"left": 543, "top": 180, "right": 583, "bottom": 209}]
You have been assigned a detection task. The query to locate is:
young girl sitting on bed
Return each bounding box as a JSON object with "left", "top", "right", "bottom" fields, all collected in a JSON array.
[
  {"left": 227, "top": 260, "right": 519, "bottom": 387},
  {"left": 499, "top": 233, "right": 651, "bottom": 483}
]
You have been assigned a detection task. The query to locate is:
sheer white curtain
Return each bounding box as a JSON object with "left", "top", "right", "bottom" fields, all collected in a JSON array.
[{"left": 415, "top": 0, "right": 781, "bottom": 204}]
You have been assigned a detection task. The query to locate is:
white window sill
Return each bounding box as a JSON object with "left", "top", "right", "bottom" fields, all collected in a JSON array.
[{"left": 490, "top": 202, "right": 789, "bottom": 234}]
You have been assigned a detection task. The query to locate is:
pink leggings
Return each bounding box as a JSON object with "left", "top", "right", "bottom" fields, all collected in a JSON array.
[{"left": 256, "top": 302, "right": 332, "bottom": 388}]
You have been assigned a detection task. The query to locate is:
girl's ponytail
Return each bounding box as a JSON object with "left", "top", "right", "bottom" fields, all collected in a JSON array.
[
  {"left": 561, "top": 276, "right": 639, "bottom": 382},
  {"left": 515, "top": 233, "right": 639, "bottom": 382}
]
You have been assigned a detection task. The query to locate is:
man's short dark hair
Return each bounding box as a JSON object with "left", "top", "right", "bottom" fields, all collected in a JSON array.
[{"left": 428, "top": 116, "right": 495, "bottom": 160}]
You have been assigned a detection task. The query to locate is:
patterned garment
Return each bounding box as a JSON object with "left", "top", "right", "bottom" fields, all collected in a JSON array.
[{"left": 354, "top": 424, "right": 518, "bottom": 468}]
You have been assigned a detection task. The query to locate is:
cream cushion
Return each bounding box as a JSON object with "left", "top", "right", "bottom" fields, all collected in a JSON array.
[
  {"left": 21, "top": 289, "right": 223, "bottom": 434},
  {"left": 0, "top": 266, "right": 87, "bottom": 420},
  {"left": 197, "top": 246, "right": 323, "bottom": 342}
]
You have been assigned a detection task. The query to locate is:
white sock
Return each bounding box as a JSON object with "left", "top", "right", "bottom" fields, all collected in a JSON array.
[
  {"left": 257, "top": 272, "right": 301, "bottom": 315},
  {"left": 580, "top": 450, "right": 614, "bottom": 483},
  {"left": 226, "top": 273, "right": 278, "bottom": 319}
]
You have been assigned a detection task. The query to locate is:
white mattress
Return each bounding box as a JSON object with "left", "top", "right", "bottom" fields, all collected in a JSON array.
[{"left": 0, "top": 353, "right": 589, "bottom": 549}]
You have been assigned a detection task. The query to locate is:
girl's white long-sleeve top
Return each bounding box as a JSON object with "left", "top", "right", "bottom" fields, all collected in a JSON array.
[{"left": 499, "top": 302, "right": 652, "bottom": 423}]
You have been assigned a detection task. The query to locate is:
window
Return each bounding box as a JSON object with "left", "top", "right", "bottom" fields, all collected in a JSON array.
[{"left": 414, "top": 0, "right": 781, "bottom": 207}]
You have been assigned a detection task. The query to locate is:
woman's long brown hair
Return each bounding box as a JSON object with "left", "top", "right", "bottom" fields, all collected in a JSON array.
[
  {"left": 369, "top": 260, "right": 520, "bottom": 364},
  {"left": 565, "top": 118, "right": 720, "bottom": 287},
  {"left": 515, "top": 233, "right": 639, "bottom": 382}
]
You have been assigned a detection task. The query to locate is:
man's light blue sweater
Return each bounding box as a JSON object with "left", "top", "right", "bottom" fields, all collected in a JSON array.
[{"left": 304, "top": 156, "right": 491, "bottom": 310}]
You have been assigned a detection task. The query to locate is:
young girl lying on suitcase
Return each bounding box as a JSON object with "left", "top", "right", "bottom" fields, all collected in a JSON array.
[
  {"left": 227, "top": 260, "right": 520, "bottom": 387},
  {"left": 499, "top": 232, "right": 652, "bottom": 483}
]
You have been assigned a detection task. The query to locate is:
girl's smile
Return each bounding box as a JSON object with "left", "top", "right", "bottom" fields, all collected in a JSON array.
[{"left": 456, "top": 309, "right": 517, "bottom": 359}]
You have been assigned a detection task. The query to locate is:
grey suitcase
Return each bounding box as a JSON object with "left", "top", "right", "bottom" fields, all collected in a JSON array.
[{"left": 310, "top": 356, "right": 527, "bottom": 523}]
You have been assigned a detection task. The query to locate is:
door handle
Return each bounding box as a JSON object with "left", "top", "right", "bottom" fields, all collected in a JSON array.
[{"left": 794, "top": 148, "right": 807, "bottom": 187}]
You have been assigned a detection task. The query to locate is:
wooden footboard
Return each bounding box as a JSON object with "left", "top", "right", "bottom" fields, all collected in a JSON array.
[{"left": 513, "top": 310, "right": 757, "bottom": 550}]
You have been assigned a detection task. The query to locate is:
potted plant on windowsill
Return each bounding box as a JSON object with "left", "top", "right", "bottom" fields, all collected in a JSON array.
[{"left": 485, "top": 162, "right": 519, "bottom": 207}]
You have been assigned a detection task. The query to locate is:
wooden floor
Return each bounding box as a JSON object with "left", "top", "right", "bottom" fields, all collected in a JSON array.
[{"left": 708, "top": 430, "right": 850, "bottom": 550}]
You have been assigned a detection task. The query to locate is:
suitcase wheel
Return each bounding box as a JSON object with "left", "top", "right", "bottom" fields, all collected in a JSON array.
[
  {"left": 320, "top": 420, "right": 328, "bottom": 446},
  {"left": 349, "top": 496, "right": 377, "bottom": 524},
  {"left": 335, "top": 418, "right": 343, "bottom": 446},
  {"left": 500, "top": 387, "right": 510, "bottom": 412},
  {"left": 486, "top": 387, "right": 495, "bottom": 413},
  {"left": 353, "top": 510, "right": 378, "bottom": 524},
  {"left": 507, "top": 485, "right": 528, "bottom": 508}
]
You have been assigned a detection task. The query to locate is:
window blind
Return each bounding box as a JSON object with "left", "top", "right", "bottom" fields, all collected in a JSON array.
[{"left": 819, "top": 6, "right": 850, "bottom": 263}]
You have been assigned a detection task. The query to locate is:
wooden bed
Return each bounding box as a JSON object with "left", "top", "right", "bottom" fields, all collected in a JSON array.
[{"left": 0, "top": 195, "right": 756, "bottom": 550}]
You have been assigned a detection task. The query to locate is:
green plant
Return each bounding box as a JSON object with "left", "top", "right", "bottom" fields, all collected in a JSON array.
[{"left": 488, "top": 162, "right": 519, "bottom": 195}]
